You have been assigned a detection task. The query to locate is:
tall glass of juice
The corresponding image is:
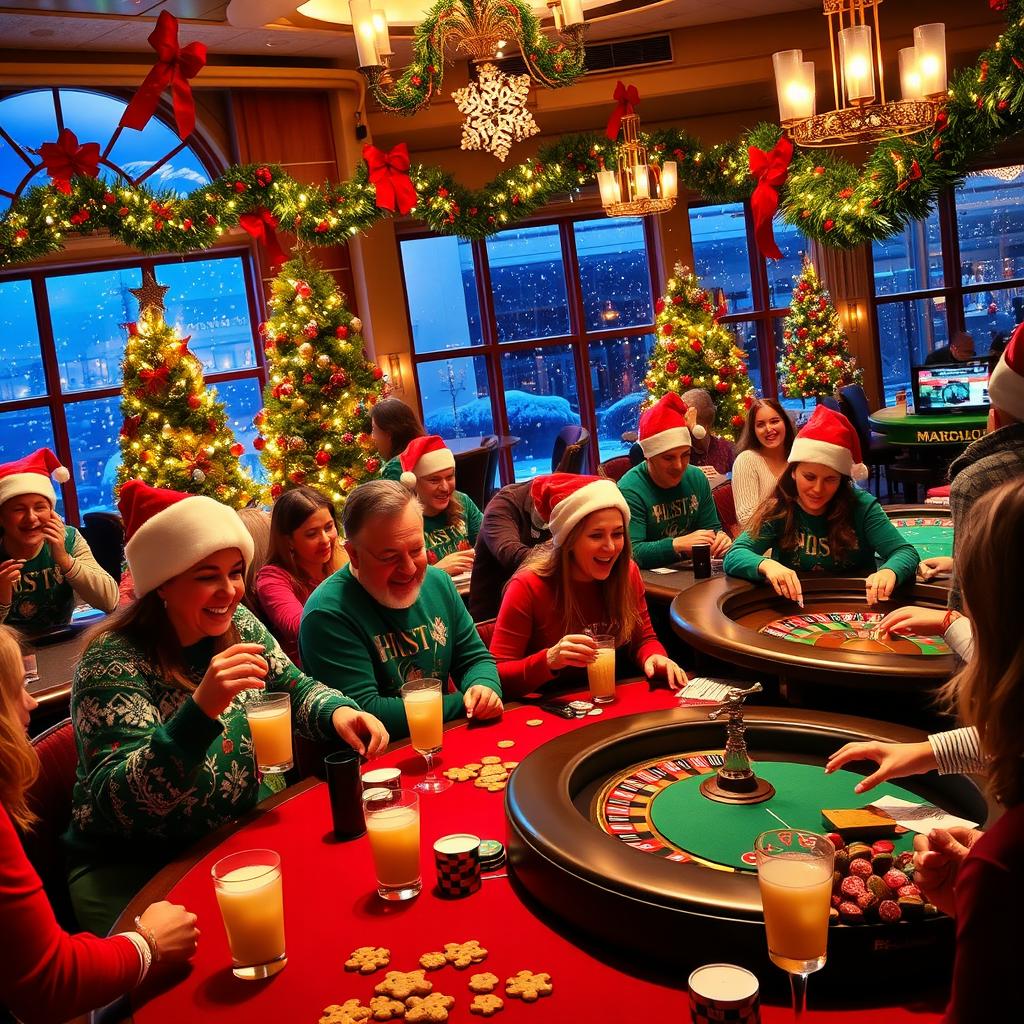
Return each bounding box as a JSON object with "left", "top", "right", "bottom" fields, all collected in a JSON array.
[
  {"left": 586, "top": 633, "right": 617, "bottom": 704},
  {"left": 244, "top": 692, "right": 293, "bottom": 774},
  {"left": 400, "top": 677, "right": 450, "bottom": 793},
  {"left": 211, "top": 849, "right": 286, "bottom": 979},
  {"left": 755, "top": 829, "right": 834, "bottom": 1020},
  {"left": 365, "top": 788, "right": 422, "bottom": 901}
]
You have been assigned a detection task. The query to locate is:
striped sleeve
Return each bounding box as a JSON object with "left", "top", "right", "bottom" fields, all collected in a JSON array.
[{"left": 928, "top": 727, "right": 983, "bottom": 776}]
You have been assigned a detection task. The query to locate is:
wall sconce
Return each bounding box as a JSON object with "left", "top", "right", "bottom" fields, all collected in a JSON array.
[{"left": 386, "top": 352, "right": 404, "bottom": 392}]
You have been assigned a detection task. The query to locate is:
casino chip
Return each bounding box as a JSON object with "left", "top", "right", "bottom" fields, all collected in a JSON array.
[
  {"left": 526, "top": 719, "right": 544, "bottom": 727},
  {"left": 479, "top": 839, "right": 506, "bottom": 871}
]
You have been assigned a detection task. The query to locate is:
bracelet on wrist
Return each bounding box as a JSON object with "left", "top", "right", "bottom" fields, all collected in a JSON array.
[
  {"left": 134, "top": 916, "right": 160, "bottom": 962},
  {"left": 941, "top": 610, "right": 962, "bottom": 632}
]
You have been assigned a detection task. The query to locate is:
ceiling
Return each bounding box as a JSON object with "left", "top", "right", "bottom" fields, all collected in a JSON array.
[{"left": 0, "top": 1, "right": 821, "bottom": 58}]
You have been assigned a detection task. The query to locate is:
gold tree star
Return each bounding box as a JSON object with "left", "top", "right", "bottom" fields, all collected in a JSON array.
[{"left": 130, "top": 268, "right": 170, "bottom": 316}]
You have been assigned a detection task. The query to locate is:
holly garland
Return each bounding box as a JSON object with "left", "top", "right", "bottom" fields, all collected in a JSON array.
[{"left": 3, "top": 0, "right": 1024, "bottom": 267}]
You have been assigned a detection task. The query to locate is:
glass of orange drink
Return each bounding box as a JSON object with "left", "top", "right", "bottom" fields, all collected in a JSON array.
[{"left": 400, "top": 677, "right": 450, "bottom": 793}]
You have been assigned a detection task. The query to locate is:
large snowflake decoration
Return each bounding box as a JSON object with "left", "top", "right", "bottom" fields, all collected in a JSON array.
[{"left": 452, "top": 63, "right": 539, "bottom": 162}]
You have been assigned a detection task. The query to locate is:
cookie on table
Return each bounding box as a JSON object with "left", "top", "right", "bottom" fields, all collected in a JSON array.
[
  {"left": 368, "top": 995, "right": 406, "bottom": 1021},
  {"left": 321, "top": 1000, "right": 371, "bottom": 1024},
  {"left": 468, "top": 972, "right": 499, "bottom": 993},
  {"left": 404, "top": 993, "right": 455, "bottom": 1023},
  {"left": 444, "top": 939, "right": 488, "bottom": 968},
  {"left": 442, "top": 766, "right": 477, "bottom": 782},
  {"left": 479, "top": 756, "right": 502, "bottom": 765},
  {"left": 470, "top": 994, "right": 504, "bottom": 1017},
  {"left": 345, "top": 946, "right": 391, "bottom": 974},
  {"left": 418, "top": 951, "right": 447, "bottom": 971},
  {"left": 505, "top": 970, "right": 553, "bottom": 1002},
  {"left": 374, "top": 970, "right": 433, "bottom": 1000}
]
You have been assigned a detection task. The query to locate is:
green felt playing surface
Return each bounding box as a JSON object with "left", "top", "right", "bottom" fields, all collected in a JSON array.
[
  {"left": 649, "top": 761, "right": 922, "bottom": 871},
  {"left": 888, "top": 519, "right": 954, "bottom": 560}
]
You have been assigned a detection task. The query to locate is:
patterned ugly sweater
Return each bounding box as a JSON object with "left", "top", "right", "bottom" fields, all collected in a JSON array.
[
  {"left": 65, "top": 605, "right": 359, "bottom": 863},
  {"left": 422, "top": 492, "right": 483, "bottom": 563}
]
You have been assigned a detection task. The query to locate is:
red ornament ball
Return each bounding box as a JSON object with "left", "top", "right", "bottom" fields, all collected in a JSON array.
[
  {"left": 824, "top": 219, "right": 835, "bottom": 232},
  {"left": 303, "top": 323, "right": 319, "bottom": 339},
  {"left": 331, "top": 372, "right": 348, "bottom": 388},
  {"left": 665, "top": 360, "right": 679, "bottom": 375},
  {"left": 672, "top": 295, "right": 683, "bottom": 305},
  {"left": 731, "top": 414, "right": 745, "bottom": 427},
  {"left": 681, "top": 374, "right": 693, "bottom": 386},
  {"left": 187, "top": 395, "right": 201, "bottom": 409},
  {"left": 336, "top": 325, "right": 349, "bottom": 339},
  {"left": 665, "top": 342, "right": 677, "bottom": 353},
  {"left": 295, "top": 280, "right": 312, "bottom": 298},
  {"left": 655, "top": 298, "right": 665, "bottom": 315},
  {"left": 289, "top": 469, "right": 306, "bottom": 484},
  {"left": 661, "top": 323, "right": 674, "bottom": 336},
  {"left": 715, "top": 381, "right": 729, "bottom": 393},
  {"left": 690, "top": 339, "right": 703, "bottom": 353},
  {"left": 366, "top": 457, "right": 381, "bottom": 473},
  {"left": 373, "top": 367, "right": 384, "bottom": 380},
  {"left": 797, "top": 327, "right": 809, "bottom": 339},
  {"left": 315, "top": 450, "right": 330, "bottom": 466},
  {"left": 270, "top": 484, "right": 283, "bottom": 498},
  {"left": 253, "top": 437, "right": 266, "bottom": 451},
  {"left": 230, "top": 443, "right": 244, "bottom": 457},
  {"left": 342, "top": 432, "right": 355, "bottom": 444}
]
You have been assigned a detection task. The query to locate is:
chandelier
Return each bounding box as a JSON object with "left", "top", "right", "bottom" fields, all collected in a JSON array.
[
  {"left": 348, "top": 0, "right": 588, "bottom": 117},
  {"left": 772, "top": 1, "right": 946, "bottom": 148},
  {"left": 596, "top": 112, "right": 677, "bottom": 217}
]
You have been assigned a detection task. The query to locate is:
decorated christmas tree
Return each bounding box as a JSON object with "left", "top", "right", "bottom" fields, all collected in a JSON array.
[
  {"left": 777, "top": 259, "right": 863, "bottom": 400},
  {"left": 644, "top": 263, "right": 755, "bottom": 438},
  {"left": 256, "top": 253, "right": 389, "bottom": 502},
  {"left": 117, "top": 271, "right": 256, "bottom": 508}
]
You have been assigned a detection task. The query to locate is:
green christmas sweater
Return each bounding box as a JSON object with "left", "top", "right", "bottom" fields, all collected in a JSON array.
[
  {"left": 65, "top": 605, "right": 358, "bottom": 862},
  {"left": 423, "top": 492, "right": 482, "bottom": 563},
  {"left": 617, "top": 462, "right": 721, "bottom": 569},
  {"left": 0, "top": 526, "right": 118, "bottom": 631},
  {"left": 299, "top": 564, "right": 501, "bottom": 737},
  {"left": 723, "top": 486, "right": 920, "bottom": 584},
  {"left": 380, "top": 456, "right": 402, "bottom": 482}
]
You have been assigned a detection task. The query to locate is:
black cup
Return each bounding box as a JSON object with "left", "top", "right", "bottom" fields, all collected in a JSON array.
[
  {"left": 325, "top": 750, "right": 366, "bottom": 839},
  {"left": 692, "top": 542, "right": 712, "bottom": 579}
]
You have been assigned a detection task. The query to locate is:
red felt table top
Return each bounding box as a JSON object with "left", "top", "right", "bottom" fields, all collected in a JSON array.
[{"left": 130, "top": 682, "right": 946, "bottom": 1024}]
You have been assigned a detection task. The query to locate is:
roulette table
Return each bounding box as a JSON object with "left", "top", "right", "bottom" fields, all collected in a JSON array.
[
  {"left": 670, "top": 576, "right": 957, "bottom": 691},
  {"left": 883, "top": 504, "right": 954, "bottom": 562}
]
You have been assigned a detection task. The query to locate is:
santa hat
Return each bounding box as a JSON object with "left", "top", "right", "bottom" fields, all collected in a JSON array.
[
  {"left": 638, "top": 393, "right": 706, "bottom": 459},
  {"left": 399, "top": 435, "right": 455, "bottom": 489},
  {"left": 0, "top": 448, "right": 70, "bottom": 508},
  {"left": 531, "top": 473, "right": 630, "bottom": 548},
  {"left": 118, "top": 479, "right": 255, "bottom": 598},
  {"left": 788, "top": 405, "right": 868, "bottom": 482},
  {"left": 988, "top": 321, "right": 1024, "bottom": 422}
]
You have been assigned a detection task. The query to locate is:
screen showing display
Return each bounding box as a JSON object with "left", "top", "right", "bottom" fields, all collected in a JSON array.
[{"left": 912, "top": 362, "right": 991, "bottom": 414}]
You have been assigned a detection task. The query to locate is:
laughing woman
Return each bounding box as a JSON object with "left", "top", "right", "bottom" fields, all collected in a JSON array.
[
  {"left": 488, "top": 474, "right": 685, "bottom": 698},
  {"left": 66, "top": 480, "right": 388, "bottom": 936}
]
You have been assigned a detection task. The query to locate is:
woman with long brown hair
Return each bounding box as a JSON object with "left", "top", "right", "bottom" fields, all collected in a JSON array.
[
  {"left": 731, "top": 398, "right": 796, "bottom": 527},
  {"left": 724, "top": 405, "right": 918, "bottom": 606},
  {"left": 254, "top": 485, "right": 346, "bottom": 665},
  {"left": 488, "top": 474, "right": 684, "bottom": 698},
  {"left": 0, "top": 624, "right": 199, "bottom": 1022},
  {"left": 371, "top": 397, "right": 426, "bottom": 482}
]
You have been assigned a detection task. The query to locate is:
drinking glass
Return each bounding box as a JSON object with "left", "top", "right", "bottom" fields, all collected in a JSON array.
[
  {"left": 211, "top": 849, "right": 286, "bottom": 979},
  {"left": 585, "top": 624, "right": 617, "bottom": 704},
  {"left": 364, "top": 788, "right": 422, "bottom": 901},
  {"left": 400, "top": 677, "right": 450, "bottom": 793},
  {"left": 755, "top": 829, "right": 834, "bottom": 1020},
  {"left": 244, "top": 692, "right": 293, "bottom": 774}
]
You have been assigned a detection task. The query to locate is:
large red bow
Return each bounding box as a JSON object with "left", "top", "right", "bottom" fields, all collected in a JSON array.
[
  {"left": 748, "top": 135, "right": 794, "bottom": 260},
  {"left": 139, "top": 366, "right": 170, "bottom": 395},
  {"left": 606, "top": 81, "right": 640, "bottom": 141},
  {"left": 38, "top": 129, "right": 100, "bottom": 190},
  {"left": 119, "top": 11, "right": 207, "bottom": 140},
  {"left": 239, "top": 207, "right": 288, "bottom": 268},
  {"left": 363, "top": 143, "right": 418, "bottom": 215}
]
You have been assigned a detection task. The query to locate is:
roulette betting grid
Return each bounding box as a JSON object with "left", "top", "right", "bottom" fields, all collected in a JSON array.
[{"left": 759, "top": 611, "right": 951, "bottom": 656}]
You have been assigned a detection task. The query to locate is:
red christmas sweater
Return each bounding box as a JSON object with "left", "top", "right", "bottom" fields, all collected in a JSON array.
[
  {"left": 0, "top": 804, "right": 140, "bottom": 1024},
  {"left": 488, "top": 561, "right": 665, "bottom": 697}
]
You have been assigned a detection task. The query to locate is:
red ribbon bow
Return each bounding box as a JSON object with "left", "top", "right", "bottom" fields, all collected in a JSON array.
[
  {"left": 748, "top": 135, "right": 794, "bottom": 260},
  {"left": 606, "top": 81, "right": 640, "bottom": 141},
  {"left": 119, "top": 11, "right": 207, "bottom": 140},
  {"left": 139, "top": 366, "right": 170, "bottom": 394},
  {"left": 239, "top": 207, "right": 288, "bottom": 268},
  {"left": 363, "top": 143, "right": 418, "bottom": 215},
  {"left": 37, "top": 129, "right": 100, "bottom": 191},
  {"left": 991, "top": 1, "right": 1008, "bottom": 10}
]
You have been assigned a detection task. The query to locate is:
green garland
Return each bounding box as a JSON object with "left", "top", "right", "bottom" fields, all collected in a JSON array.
[{"left": 2, "top": 0, "right": 1022, "bottom": 267}]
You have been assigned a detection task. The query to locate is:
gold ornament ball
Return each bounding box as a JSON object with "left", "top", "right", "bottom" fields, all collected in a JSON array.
[
  {"left": 294, "top": 398, "right": 307, "bottom": 411},
  {"left": 298, "top": 342, "right": 314, "bottom": 361},
  {"left": 317, "top": 353, "right": 330, "bottom": 368},
  {"left": 349, "top": 317, "right": 362, "bottom": 333}
]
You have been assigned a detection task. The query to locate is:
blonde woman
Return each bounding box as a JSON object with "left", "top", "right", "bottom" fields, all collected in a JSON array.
[{"left": 489, "top": 474, "right": 685, "bottom": 698}]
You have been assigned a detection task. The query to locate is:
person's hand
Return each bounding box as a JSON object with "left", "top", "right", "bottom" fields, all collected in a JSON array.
[
  {"left": 918, "top": 556, "right": 954, "bottom": 581},
  {"left": 643, "top": 654, "right": 687, "bottom": 690},
  {"left": 759, "top": 559, "right": 803, "bottom": 606},
  {"left": 546, "top": 633, "right": 598, "bottom": 671},
  {"left": 912, "top": 827, "right": 984, "bottom": 917},
  {"left": 865, "top": 569, "right": 898, "bottom": 606},
  {"left": 136, "top": 901, "right": 199, "bottom": 964},
  {"left": 40, "top": 511, "right": 73, "bottom": 571},
  {"left": 0, "top": 559, "right": 24, "bottom": 605},
  {"left": 673, "top": 529, "right": 716, "bottom": 556},
  {"left": 464, "top": 685, "right": 503, "bottom": 720},
  {"left": 332, "top": 707, "right": 389, "bottom": 758},
  {"left": 877, "top": 606, "right": 947, "bottom": 638},
  {"left": 435, "top": 550, "right": 475, "bottom": 577},
  {"left": 193, "top": 643, "right": 268, "bottom": 719},
  {"left": 825, "top": 740, "right": 937, "bottom": 793},
  {"left": 710, "top": 531, "right": 732, "bottom": 557}
]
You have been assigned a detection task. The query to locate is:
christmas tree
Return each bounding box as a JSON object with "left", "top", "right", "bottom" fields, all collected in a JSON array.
[
  {"left": 777, "top": 259, "right": 863, "bottom": 400},
  {"left": 256, "top": 253, "right": 389, "bottom": 502},
  {"left": 644, "top": 263, "right": 755, "bottom": 438},
  {"left": 117, "top": 272, "right": 257, "bottom": 508}
]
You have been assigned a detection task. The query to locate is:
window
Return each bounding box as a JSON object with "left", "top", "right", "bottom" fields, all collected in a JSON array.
[
  {"left": 399, "top": 215, "right": 656, "bottom": 481},
  {"left": 872, "top": 167, "right": 1024, "bottom": 406}
]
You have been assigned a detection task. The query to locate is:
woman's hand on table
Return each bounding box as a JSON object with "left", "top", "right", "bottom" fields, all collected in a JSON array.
[
  {"left": 332, "top": 708, "right": 389, "bottom": 757},
  {"left": 710, "top": 531, "right": 732, "bottom": 557},
  {"left": 546, "top": 633, "right": 598, "bottom": 671},
  {"left": 865, "top": 568, "right": 897, "bottom": 606},
  {"left": 824, "top": 740, "right": 937, "bottom": 793},
  {"left": 464, "top": 685, "right": 503, "bottom": 720},
  {"left": 918, "top": 556, "right": 954, "bottom": 581},
  {"left": 877, "top": 606, "right": 947, "bottom": 637},
  {"left": 913, "top": 826, "right": 984, "bottom": 917},
  {"left": 643, "top": 654, "right": 687, "bottom": 690},
  {"left": 193, "top": 643, "right": 268, "bottom": 719},
  {"left": 435, "top": 550, "right": 475, "bottom": 577},
  {"left": 759, "top": 559, "right": 803, "bottom": 606},
  {"left": 136, "top": 900, "right": 199, "bottom": 963},
  {"left": 0, "top": 558, "right": 24, "bottom": 604}
]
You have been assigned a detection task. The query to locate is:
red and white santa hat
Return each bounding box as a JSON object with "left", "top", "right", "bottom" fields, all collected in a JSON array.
[
  {"left": 399, "top": 435, "right": 455, "bottom": 489},
  {"left": 637, "top": 393, "right": 706, "bottom": 459},
  {"left": 0, "top": 448, "right": 70, "bottom": 508},
  {"left": 118, "top": 479, "right": 255, "bottom": 598},
  {"left": 530, "top": 473, "right": 630, "bottom": 548},
  {"left": 788, "top": 405, "right": 868, "bottom": 482},
  {"left": 988, "top": 321, "right": 1024, "bottom": 421}
]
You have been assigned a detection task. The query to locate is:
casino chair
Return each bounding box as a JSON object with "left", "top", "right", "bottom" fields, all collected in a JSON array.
[
  {"left": 597, "top": 455, "right": 633, "bottom": 483},
  {"left": 476, "top": 618, "right": 496, "bottom": 648},
  {"left": 21, "top": 717, "right": 79, "bottom": 931},
  {"left": 551, "top": 425, "right": 590, "bottom": 474},
  {"left": 454, "top": 435, "right": 498, "bottom": 511},
  {"left": 836, "top": 384, "right": 899, "bottom": 499},
  {"left": 712, "top": 482, "right": 741, "bottom": 538},
  {"left": 80, "top": 512, "right": 125, "bottom": 585}
]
